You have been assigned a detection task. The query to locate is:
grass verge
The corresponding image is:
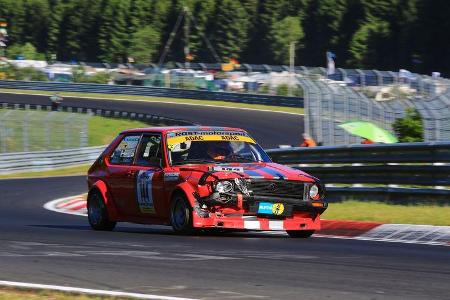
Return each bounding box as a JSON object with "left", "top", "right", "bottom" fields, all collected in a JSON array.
[
  {"left": 0, "top": 88, "right": 304, "bottom": 114},
  {"left": 0, "top": 287, "right": 130, "bottom": 300},
  {"left": 322, "top": 200, "right": 450, "bottom": 226},
  {"left": 0, "top": 164, "right": 90, "bottom": 179},
  {"left": 88, "top": 115, "right": 148, "bottom": 146}
]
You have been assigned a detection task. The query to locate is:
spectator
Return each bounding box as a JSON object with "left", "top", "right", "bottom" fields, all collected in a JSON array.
[
  {"left": 361, "top": 138, "right": 374, "bottom": 144},
  {"left": 50, "top": 93, "right": 63, "bottom": 111},
  {"left": 300, "top": 133, "right": 317, "bottom": 147}
]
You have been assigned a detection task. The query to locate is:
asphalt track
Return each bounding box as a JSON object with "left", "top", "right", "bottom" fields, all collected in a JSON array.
[
  {"left": 0, "top": 92, "right": 449, "bottom": 299},
  {"left": 0, "top": 177, "right": 449, "bottom": 300},
  {"left": 0, "top": 92, "right": 304, "bottom": 148}
]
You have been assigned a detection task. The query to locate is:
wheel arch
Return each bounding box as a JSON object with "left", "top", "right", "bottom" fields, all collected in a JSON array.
[
  {"left": 88, "top": 180, "right": 119, "bottom": 221},
  {"left": 169, "top": 182, "right": 197, "bottom": 207}
]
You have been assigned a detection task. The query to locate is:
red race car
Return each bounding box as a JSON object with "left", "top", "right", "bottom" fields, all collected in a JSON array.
[{"left": 87, "top": 126, "right": 327, "bottom": 237}]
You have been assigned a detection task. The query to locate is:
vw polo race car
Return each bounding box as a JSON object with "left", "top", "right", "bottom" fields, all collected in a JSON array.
[{"left": 87, "top": 127, "right": 327, "bottom": 237}]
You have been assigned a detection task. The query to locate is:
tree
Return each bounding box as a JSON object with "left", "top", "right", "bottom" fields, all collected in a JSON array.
[
  {"left": 22, "top": 0, "right": 50, "bottom": 53},
  {"left": 302, "top": 0, "right": 346, "bottom": 66},
  {"left": 210, "top": 0, "right": 250, "bottom": 61},
  {"left": 98, "top": 0, "right": 130, "bottom": 62},
  {"left": 47, "top": 0, "right": 65, "bottom": 59},
  {"left": 392, "top": 108, "right": 424, "bottom": 142},
  {"left": 247, "top": 0, "right": 285, "bottom": 63},
  {"left": 347, "top": 19, "right": 390, "bottom": 68},
  {"left": 128, "top": 26, "right": 160, "bottom": 64},
  {"left": 269, "top": 16, "right": 304, "bottom": 65}
]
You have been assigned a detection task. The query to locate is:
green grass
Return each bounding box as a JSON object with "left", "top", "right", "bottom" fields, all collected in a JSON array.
[
  {"left": 323, "top": 200, "right": 450, "bottom": 226},
  {"left": 88, "top": 115, "right": 149, "bottom": 146},
  {"left": 0, "top": 88, "right": 304, "bottom": 114},
  {"left": 0, "top": 287, "right": 133, "bottom": 300},
  {"left": 0, "top": 164, "right": 90, "bottom": 179}
]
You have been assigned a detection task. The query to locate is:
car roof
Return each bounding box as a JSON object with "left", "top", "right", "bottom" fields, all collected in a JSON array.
[{"left": 120, "top": 126, "right": 247, "bottom": 135}]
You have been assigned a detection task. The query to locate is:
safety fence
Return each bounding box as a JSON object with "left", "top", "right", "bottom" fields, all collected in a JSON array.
[
  {"left": 266, "top": 142, "right": 450, "bottom": 204},
  {"left": 300, "top": 69, "right": 450, "bottom": 145},
  {"left": 0, "top": 80, "right": 303, "bottom": 108},
  {"left": 0, "top": 102, "right": 194, "bottom": 153},
  {"left": 0, "top": 145, "right": 105, "bottom": 174}
]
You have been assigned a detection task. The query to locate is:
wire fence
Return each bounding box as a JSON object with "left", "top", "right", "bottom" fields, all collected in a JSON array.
[
  {"left": 0, "top": 107, "right": 90, "bottom": 153},
  {"left": 298, "top": 68, "right": 450, "bottom": 145}
]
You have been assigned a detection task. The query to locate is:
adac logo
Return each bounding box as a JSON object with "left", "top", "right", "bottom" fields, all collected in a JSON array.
[{"left": 272, "top": 203, "right": 284, "bottom": 216}]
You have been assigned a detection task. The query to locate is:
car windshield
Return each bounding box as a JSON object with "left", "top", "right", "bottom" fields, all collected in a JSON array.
[{"left": 166, "top": 130, "right": 271, "bottom": 165}]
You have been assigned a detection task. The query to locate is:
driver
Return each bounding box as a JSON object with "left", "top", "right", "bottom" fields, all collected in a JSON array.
[{"left": 206, "top": 142, "right": 232, "bottom": 160}]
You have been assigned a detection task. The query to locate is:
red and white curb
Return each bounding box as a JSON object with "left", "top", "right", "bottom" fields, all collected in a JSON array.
[
  {"left": 0, "top": 280, "right": 198, "bottom": 300},
  {"left": 43, "top": 194, "right": 87, "bottom": 216},
  {"left": 44, "top": 195, "right": 450, "bottom": 247}
]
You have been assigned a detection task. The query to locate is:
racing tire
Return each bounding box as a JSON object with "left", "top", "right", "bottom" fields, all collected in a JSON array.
[
  {"left": 286, "top": 230, "right": 315, "bottom": 238},
  {"left": 87, "top": 191, "right": 116, "bottom": 231},
  {"left": 170, "top": 193, "right": 194, "bottom": 235}
]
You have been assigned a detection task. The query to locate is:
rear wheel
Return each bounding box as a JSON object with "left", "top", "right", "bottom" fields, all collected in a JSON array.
[
  {"left": 170, "top": 193, "right": 194, "bottom": 234},
  {"left": 286, "top": 230, "right": 315, "bottom": 238},
  {"left": 87, "top": 191, "right": 116, "bottom": 231}
]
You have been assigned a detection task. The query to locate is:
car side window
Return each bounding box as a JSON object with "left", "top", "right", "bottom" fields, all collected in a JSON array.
[
  {"left": 135, "top": 134, "right": 162, "bottom": 167},
  {"left": 109, "top": 134, "right": 141, "bottom": 165}
]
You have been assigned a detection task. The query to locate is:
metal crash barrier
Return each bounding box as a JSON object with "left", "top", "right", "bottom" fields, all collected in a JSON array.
[
  {"left": 0, "top": 80, "right": 303, "bottom": 108},
  {"left": 266, "top": 142, "right": 450, "bottom": 204}
]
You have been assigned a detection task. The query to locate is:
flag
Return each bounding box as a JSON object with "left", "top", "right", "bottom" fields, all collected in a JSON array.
[{"left": 326, "top": 51, "right": 336, "bottom": 75}]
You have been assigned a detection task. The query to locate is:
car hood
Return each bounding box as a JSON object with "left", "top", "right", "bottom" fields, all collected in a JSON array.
[{"left": 174, "top": 162, "right": 317, "bottom": 183}]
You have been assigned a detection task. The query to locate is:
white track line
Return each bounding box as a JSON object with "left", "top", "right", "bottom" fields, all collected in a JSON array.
[
  {"left": 0, "top": 280, "right": 198, "bottom": 300},
  {"left": 0, "top": 90, "right": 304, "bottom": 115}
]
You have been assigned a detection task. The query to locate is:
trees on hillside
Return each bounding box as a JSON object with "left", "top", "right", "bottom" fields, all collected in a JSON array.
[{"left": 0, "top": 0, "right": 449, "bottom": 76}]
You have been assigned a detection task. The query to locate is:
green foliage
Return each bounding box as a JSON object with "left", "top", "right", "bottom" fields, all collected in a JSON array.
[
  {"left": 392, "top": 108, "right": 424, "bottom": 142},
  {"left": 269, "top": 16, "right": 304, "bottom": 65},
  {"left": 276, "top": 84, "right": 289, "bottom": 96},
  {"left": 348, "top": 19, "right": 390, "bottom": 67},
  {"left": 128, "top": 26, "right": 160, "bottom": 64},
  {"left": 0, "top": 61, "right": 48, "bottom": 82},
  {"left": 72, "top": 66, "right": 111, "bottom": 84},
  {"left": 210, "top": 0, "right": 250, "bottom": 60},
  {"left": 6, "top": 43, "right": 44, "bottom": 60}
]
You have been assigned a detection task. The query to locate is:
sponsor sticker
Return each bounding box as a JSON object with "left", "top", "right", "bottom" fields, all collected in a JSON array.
[
  {"left": 272, "top": 203, "right": 285, "bottom": 216},
  {"left": 164, "top": 172, "right": 180, "bottom": 181},
  {"left": 258, "top": 202, "right": 273, "bottom": 214},
  {"left": 212, "top": 166, "right": 244, "bottom": 173},
  {"left": 136, "top": 170, "right": 155, "bottom": 213},
  {"left": 166, "top": 131, "right": 256, "bottom": 148}
]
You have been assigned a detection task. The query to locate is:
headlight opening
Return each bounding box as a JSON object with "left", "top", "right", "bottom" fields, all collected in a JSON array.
[{"left": 215, "top": 180, "right": 234, "bottom": 193}]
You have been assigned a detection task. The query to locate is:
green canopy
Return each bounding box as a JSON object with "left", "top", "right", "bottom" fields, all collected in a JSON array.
[{"left": 338, "top": 121, "right": 398, "bottom": 143}]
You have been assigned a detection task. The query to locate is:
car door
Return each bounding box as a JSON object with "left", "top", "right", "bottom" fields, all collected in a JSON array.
[
  {"left": 133, "top": 133, "right": 165, "bottom": 218},
  {"left": 106, "top": 133, "right": 143, "bottom": 217}
]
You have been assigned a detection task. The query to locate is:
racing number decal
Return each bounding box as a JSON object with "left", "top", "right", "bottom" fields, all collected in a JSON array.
[
  {"left": 136, "top": 170, "right": 155, "bottom": 213},
  {"left": 272, "top": 203, "right": 285, "bottom": 216}
]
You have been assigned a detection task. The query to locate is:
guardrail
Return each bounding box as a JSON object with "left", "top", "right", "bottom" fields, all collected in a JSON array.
[
  {"left": 0, "top": 80, "right": 303, "bottom": 108},
  {"left": 1, "top": 102, "right": 195, "bottom": 127},
  {"left": 0, "top": 146, "right": 105, "bottom": 174},
  {"left": 266, "top": 142, "right": 450, "bottom": 204}
]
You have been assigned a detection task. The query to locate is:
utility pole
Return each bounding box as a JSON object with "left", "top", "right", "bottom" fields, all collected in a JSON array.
[
  {"left": 289, "top": 42, "right": 296, "bottom": 96},
  {"left": 183, "top": 6, "right": 190, "bottom": 70}
]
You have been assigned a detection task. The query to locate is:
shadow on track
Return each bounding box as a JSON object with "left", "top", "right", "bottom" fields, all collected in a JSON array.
[{"left": 29, "top": 224, "right": 290, "bottom": 239}]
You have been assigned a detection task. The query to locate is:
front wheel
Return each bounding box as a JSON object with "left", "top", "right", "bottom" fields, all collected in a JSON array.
[
  {"left": 87, "top": 191, "right": 116, "bottom": 231},
  {"left": 286, "top": 230, "right": 315, "bottom": 238},
  {"left": 170, "top": 194, "right": 194, "bottom": 235}
]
